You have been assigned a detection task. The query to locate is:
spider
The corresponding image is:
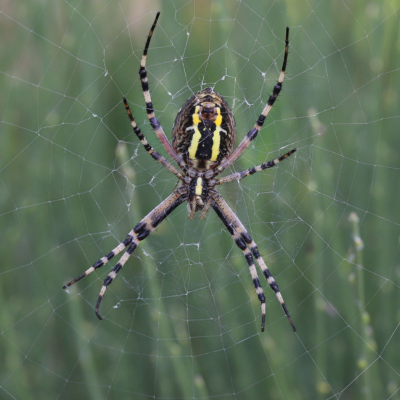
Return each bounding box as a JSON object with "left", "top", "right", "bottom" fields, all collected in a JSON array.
[{"left": 63, "top": 12, "right": 297, "bottom": 332}]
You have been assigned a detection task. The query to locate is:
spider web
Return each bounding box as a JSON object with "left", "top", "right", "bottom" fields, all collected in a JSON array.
[{"left": 1, "top": 0, "right": 400, "bottom": 399}]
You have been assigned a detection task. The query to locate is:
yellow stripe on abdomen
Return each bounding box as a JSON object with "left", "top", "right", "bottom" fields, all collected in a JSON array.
[
  {"left": 188, "top": 126, "right": 202, "bottom": 160},
  {"left": 187, "top": 106, "right": 226, "bottom": 162},
  {"left": 188, "top": 106, "right": 201, "bottom": 160},
  {"left": 210, "top": 108, "right": 222, "bottom": 162},
  {"left": 210, "top": 128, "right": 221, "bottom": 161}
]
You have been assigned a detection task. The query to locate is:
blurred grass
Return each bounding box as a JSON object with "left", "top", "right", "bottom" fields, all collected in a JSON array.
[{"left": 1, "top": 1, "right": 400, "bottom": 399}]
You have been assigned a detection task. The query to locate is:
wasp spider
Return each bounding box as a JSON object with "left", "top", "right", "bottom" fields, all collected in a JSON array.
[{"left": 63, "top": 12, "right": 296, "bottom": 332}]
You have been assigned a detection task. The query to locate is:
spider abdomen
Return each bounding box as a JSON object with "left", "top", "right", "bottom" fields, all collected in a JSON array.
[{"left": 172, "top": 87, "right": 236, "bottom": 170}]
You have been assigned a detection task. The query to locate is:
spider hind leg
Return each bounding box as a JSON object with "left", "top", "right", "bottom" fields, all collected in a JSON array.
[
  {"left": 63, "top": 190, "right": 187, "bottom": 320},
  {"left": 248, "top": 240, "right": 296, "bottom": 331},
  {"left": 62, "top": 235, "right": 134, "bottom": 289},
  {"left": 211, "top": 193, "right": 296, "bottom": 332}
]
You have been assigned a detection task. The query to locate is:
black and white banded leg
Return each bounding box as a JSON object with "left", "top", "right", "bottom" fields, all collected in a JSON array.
[
  {"left": 216, "top": 26, "right": 290, "bottom": 175},
  {"left": 138, "top": 12, "right": 185, "bottom": 169},
  {"left": 63, "top": 190, "right": 188, "bottom": 319},
  {"left": 211, "top": 193, "right": 296, "bottom": 332},
  {"left": 217, "top": 148, "right": 297, "bottom": 186},
  {"left": 212, "top": 199, "right": 267, "bottom": 331},
  {"left": 123, "top": 97, "right": 183, "bottom": 180}
]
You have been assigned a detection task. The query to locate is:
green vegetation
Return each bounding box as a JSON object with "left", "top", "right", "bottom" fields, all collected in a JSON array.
[{"left": 1, "top": 1, "right": 399, "bottom": 399}]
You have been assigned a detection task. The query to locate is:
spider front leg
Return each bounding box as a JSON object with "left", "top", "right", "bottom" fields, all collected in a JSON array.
[
  {"left": 216, "top": 27, "right": 290, "bottom": 175},
  {"left": 63, "top": 189, "right": 187, "bottom": 320},
  {"left": 138, "top": 12, "right": 185, "bottom": 170},
  {"left": 211, "top": 192, "right": 296, "bottom": 332}
]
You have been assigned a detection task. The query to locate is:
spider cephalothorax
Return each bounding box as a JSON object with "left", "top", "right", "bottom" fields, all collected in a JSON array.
[{"left": 63, "top": 12, "right": 297, "bottom": 333}]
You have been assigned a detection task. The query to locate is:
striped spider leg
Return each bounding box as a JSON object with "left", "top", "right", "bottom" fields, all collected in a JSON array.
[
  {"left": 122, "top": 97, "right": 183, "bottom": 180},
  {"left": 138, "top": 11, "right": 186, "bottom": 170},
  {"left": 215, "top": 27, "right": 290, "bottom": 177},
  {"left": 211, "top": 193, "right": 296, "bottom": 332},
  {"left": 64, "top": 189, "right": 188, "bottom": 320},
  {"left": 217, "top": 149, "right": 297, "bottom": 185},
  {"left": 63, "top": 97, "right": 188, "bottom": 320}
]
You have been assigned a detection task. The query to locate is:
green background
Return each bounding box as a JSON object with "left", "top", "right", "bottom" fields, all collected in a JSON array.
[{"left": 1, "top": 0, "right": 400, "bottom": 399}]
